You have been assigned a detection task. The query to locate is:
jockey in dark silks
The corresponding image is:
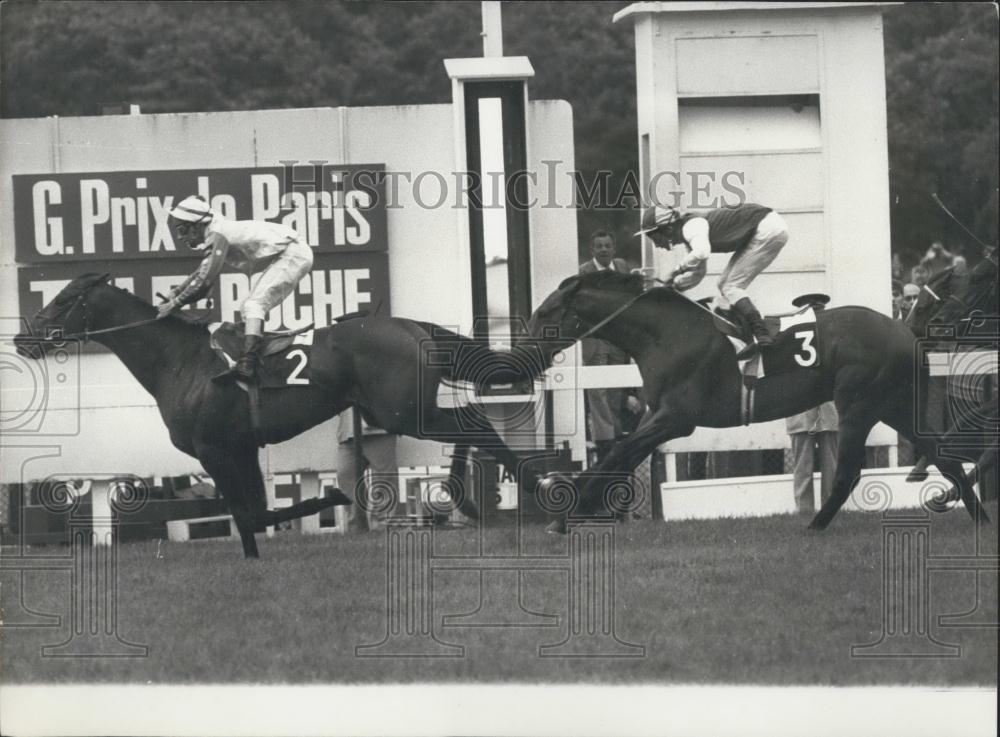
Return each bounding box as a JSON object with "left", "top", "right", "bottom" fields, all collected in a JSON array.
[
  {"left": 636, "top": 203, "right": 789, "bottom": 359},
  {"left": 159, "top": 195, "right": 314, "bottom": 384}
]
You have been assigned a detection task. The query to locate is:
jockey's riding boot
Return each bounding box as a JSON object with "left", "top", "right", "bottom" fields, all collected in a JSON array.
[
  {"left": 733, "top": 297, "right": 773, "bottom": 359},
  {"left": 213, "top": 334, "right": 263, "bottom": 384},
  {"left": 233, "top": 334, "right": 263, "bottom": 382}
]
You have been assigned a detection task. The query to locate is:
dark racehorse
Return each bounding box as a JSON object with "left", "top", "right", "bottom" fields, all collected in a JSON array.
[
  {"left": 904, "top": 253, "right": 998, "bottom": 485},
  {"left": 524, "top": 270, "right": 989, "bottom": 530},
  {"left": 906, "top": 253, "right": 998, "bottom": 336},
  {"left": 15, "top": 274, "right": 532, "bottom": 558}
]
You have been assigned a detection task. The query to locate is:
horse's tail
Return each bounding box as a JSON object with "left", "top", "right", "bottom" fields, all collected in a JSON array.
[{"left": 410, "top": 321, "right": 535, "bottom": 385}]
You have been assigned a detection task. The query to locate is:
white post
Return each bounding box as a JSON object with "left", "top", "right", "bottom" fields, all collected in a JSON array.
[
  {"left": 262, "top": 449, "right": 276, "bottom": 538},
  {"left": 664, "top": 452, "right": 677, "bottom": 483},
  {"left": 89, "top": 479, "right": 112, "bottom": 546},
  {"left": 481, "top": 1, "right": 503, "bottom": 57},
  {"left": 299, "top": 472, "right": 321, "bottom": 535}
]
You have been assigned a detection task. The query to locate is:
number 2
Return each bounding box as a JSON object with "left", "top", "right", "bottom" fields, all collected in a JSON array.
[
  {"left": 286, "top": 349, "right": 309, "bottom": 385},
  {"left": 794, "top": 330, "right": 817, "bottom": 367}
]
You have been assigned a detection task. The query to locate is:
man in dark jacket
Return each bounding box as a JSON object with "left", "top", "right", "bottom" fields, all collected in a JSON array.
[{"left": 579, "top": 230, "right": 635, "bottom": 463}]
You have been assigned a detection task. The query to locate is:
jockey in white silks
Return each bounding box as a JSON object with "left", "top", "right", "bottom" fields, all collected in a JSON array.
[
  {"left": 636, "top": 203, "right": 789, "bottom": 359},
  {"left": 158, "top": 195, "right": 314, "bottom": 384}
]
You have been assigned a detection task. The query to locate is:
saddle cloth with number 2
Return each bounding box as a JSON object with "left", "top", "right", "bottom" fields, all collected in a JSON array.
[{"left": 210, "top": 322, "right": 315, "bottom": 388}]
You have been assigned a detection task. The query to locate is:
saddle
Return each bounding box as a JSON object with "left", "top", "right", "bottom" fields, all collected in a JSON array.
[
  {"left": 212, "top": 322, "right": 313, "bottom": 363},
  {"left": 211, "top": 309, "right": 370, "bottom": 362},
  {"left": 209, "top": 311, "right": 370, "bottom": 447},
  {"left": 696, "top": 293, "right": 830, "bottom": 426},
  {"left": 699, "top": 293, "right": 830, "bottom": 346}
]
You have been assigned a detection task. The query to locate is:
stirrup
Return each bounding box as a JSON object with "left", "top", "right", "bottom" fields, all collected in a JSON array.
[
  {"left": 212, "top": 363, "right": 257, "bottom": 385},
  {"left": 736, "top": 335, "right": 772, "bottom": 360},
  {"left": 736, "top": 342, "right": 761, "bottom": 361}
]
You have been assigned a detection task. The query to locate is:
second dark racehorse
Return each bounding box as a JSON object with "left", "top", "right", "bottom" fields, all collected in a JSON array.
[
  {"left": 904, "top": 252, "right": 998, "bottom": 486},
  {"left": 523, "top": 271, "right": 989, "bottom": 531}
]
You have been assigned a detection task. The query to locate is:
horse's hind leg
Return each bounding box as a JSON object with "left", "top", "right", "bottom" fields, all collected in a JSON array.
[
  {"left": 423, "top": 408, "right": 535, "bottom": 495},
  {"left": 907, "top": 399, "right": 997, "bottom": 483},
  {"left": 880, "top": 404, "right": 989, "bottom": 525},
  {"left": 808, "top": 403, "right": 879, "bottom": 531},
  {"left": 445, "top": 443, "right": 480, "bottom": 521}
]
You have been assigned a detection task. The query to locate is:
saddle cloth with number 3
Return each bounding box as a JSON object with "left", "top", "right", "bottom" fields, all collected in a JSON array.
[
  {"left": 210, "top": 322, "right": 314, "bottom": 388},
  {"left": 761, "top": 307, "right": 821, "bottom": 374}
]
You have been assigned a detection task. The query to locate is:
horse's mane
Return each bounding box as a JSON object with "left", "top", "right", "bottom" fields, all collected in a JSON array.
[
  {"left": 559, "top": 270, "right": 644, "bottom": 294},
  {"left": 968, "top": 254, "right": 998, "bottom": 286},
  {"left": 72, "top": 273, "right": 212, "bottom": 335},
  {"left": 558, "top": 270, "right": 696, "bottom": 308}
]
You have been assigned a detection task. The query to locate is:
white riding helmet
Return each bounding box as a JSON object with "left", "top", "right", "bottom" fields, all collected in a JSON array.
[
  {"left": 634, "top": 205, "right": 679, "bottom": 237},
  {"left": 169, "top": 195, "right": 214, "bottom": 224},
  {"left": 169, "top": 196, "right": 214, "bottom": 251}
]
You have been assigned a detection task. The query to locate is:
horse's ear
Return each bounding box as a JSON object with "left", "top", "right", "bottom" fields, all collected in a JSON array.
[
  {"left": 565, "top": 277, "right": 585, "bottom": 297},
  {"left": 556, "top": 274, "right": 580, "bottom": 290}
]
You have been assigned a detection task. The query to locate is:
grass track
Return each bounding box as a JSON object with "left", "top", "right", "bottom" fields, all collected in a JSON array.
[{"left": 2, "top": 505, "right": 996, "bottom": 684}]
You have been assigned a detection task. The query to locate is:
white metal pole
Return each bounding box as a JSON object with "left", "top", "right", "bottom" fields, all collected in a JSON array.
[{"left": 482, "top": 1, "right": 503, "bottom": 57}]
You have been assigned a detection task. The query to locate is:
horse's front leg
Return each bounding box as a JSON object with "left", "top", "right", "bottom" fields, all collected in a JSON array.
[
  {"left": 546, "top": 406, "right": 693, "bottom": 531},
  {"left": 196, "top": 443, "right": 261, "bottom": 559}
]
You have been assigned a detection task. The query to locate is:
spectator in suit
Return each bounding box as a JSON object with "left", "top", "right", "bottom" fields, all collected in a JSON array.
[
  {"left": 901, "top": 282, "right": 920, "bottom": 318},
  {"left": 786, "top": 299, "right": 838, "bottom": 513},
  {"left": 891, "top": 280, "right": 904, "bottom": 319},
  {"left": 910, "top": 264, "right": 930, "bottom": 289},
  {"left": 786, "top": 402, "right": 839, "bottom": 513},
  {"left": 334, "top": 408, "right": 399, "bottom": 533},
  {"left": 579, "top": 229, "right": 639, "bottom": 464},
  {"left": 892, "top": 253, "right": 903, "bottom": 284}
]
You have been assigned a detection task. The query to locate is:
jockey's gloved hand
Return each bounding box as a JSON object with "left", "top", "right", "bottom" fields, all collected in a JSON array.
[{"left": 156, "top": 299, "right": 180, "bottom": 320}]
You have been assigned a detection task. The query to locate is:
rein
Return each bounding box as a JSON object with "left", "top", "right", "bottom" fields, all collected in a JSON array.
[
  {"left": 572, "top": 276, "right": 739, "bottom": 342},
  {"left": 63, "top": 317, "right": 163, "bottom": 341},
  {"left": 574, "top": 290, "right": 649, "bottom": 342},
  {"left": 30, "top": 281, "right": 164, "bottom": 344}
]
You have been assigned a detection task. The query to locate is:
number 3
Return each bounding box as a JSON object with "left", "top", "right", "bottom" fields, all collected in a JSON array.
[
  {"left": 286, "top": 349, "right": 309, "bottom": 385},
  {"left": 794, "top": 330, "right": 817, "bottom": 367}
]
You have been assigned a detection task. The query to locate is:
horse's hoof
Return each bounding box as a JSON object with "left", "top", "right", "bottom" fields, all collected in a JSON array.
[
  {"left": 325, "top": 488, "right": 353, "bottom": 506},
  {"left": 458, "top": 499, "right": 481, "bottom": 521},
  {"left": 905, "top": 470, "right": 929, "bottom": 483}
]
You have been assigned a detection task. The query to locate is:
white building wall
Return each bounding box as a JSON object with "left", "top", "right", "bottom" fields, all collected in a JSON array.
[
  {"left": 628, "top": 4, "right": 891, "bottom": 315},
  {"left": 620, "top": 2, "right": 896, "bottom": 451}
]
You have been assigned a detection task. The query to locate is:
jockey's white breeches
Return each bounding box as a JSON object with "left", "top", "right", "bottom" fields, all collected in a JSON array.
[
  {"left": 716, "top": 211, "right": 789, "bottom": 308},
  {"left": 240, "top": 240, "right": 314, "bottom": 322}
]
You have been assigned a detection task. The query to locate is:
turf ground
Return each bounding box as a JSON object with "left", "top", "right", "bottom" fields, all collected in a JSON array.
[{"left": 2, "top": 504, "right": 996, "bottom": 685}]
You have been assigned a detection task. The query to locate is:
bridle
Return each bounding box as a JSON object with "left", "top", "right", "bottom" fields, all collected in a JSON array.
[
  {"left": 917, "top": 254, "right": 998, "bottom": 326},
  {"left": 29, "top": 277, "right": 160, "bottom": 344},
  {"left": 571, "top": 290, "right": 647, "bottom": 342}
]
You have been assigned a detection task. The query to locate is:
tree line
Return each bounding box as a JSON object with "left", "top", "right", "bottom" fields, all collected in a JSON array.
[{"left": 1, "top": 1, "right": 996, "bottom": 266}]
